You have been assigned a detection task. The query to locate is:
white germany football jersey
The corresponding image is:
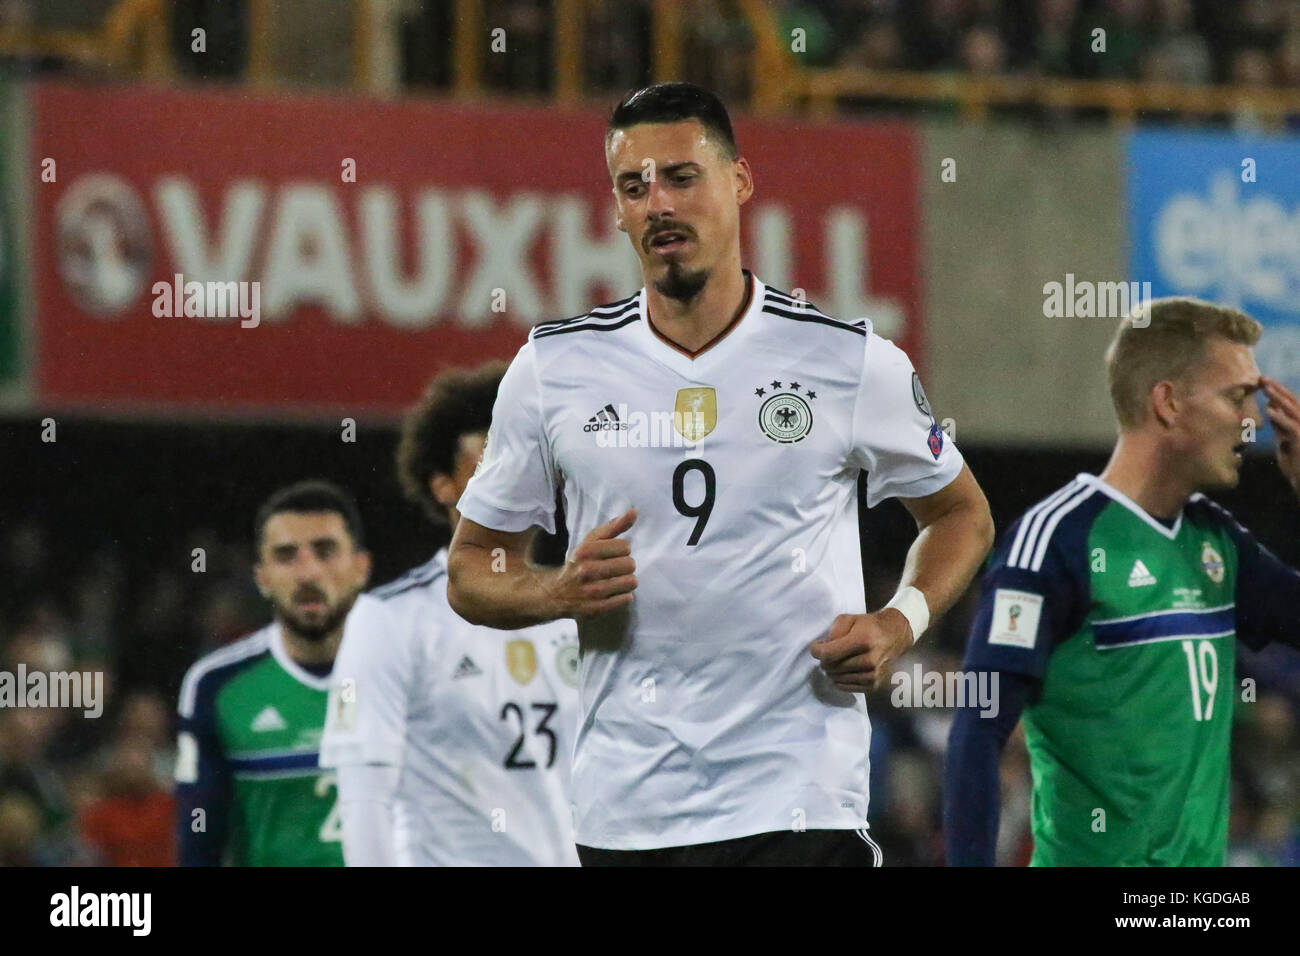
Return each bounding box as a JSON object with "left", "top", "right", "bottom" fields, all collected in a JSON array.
[
  {"left": 457, "top": 270, "right": 963, "bottom": 850},
  {"left": 319, "top": 558, "right": 581, "bottom": 866}
]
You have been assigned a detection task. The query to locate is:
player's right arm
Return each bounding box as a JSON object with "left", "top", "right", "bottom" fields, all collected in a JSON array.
[
  {"left": 175, "top": 670, "right": 232, "bottom": 867},
  {"left": 448, "top": 511, "right": 639, "bottom": 629},
  {"left": 943, "top": 514, "right": 1086, "bottom": 866},
  {"left": 445, "top": 338, "right": 636, "bottom": 628}
]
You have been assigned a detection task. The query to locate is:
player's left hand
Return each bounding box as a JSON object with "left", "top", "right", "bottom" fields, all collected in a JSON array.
[
  {"left": 809, "top": 609, "right": 913, "bottom": 693},
  {"left": 1262, "top": 376, "right": 1300, "bottom": 495}
]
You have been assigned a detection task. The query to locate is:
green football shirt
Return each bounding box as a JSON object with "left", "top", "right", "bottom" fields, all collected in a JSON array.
[
  {"left": 956, "top": 473, "right": 1299, "bottom": 866},
  {"left": 176, "top": 626, "right": 342, "bottom": 866}
]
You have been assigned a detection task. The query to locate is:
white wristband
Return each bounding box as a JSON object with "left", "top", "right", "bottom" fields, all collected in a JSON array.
[{"left": 885, "top": 586, "right": 930, "bottom": 644}]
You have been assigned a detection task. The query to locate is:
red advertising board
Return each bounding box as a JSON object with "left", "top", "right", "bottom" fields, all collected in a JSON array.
[{"left": 32, "top": 82, "right": 920, "bottom": 418}]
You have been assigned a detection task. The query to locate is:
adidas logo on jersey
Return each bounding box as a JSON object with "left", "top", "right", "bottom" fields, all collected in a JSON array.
[
  {"left": 251, "top": 705, "right": 287, "bottom": 732},
  {"left": 452, "top": 655, "right": 482, "bottom": 679},
  {"left": 583, "top": 403, "right": 627, "bottom": 432},
  {"left": 1127, "top": 560, "right": 1157, "bottom": 587}
]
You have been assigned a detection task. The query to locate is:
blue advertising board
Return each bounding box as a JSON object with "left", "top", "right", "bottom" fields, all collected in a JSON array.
[{"left": 1129, "top": 129, "right": 1300, "bottom": 437}]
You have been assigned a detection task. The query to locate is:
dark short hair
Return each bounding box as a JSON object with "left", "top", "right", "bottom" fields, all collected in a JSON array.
[
  {"left": 606, "top": 82, "right": 738, "bottom": 161},
  {"left": 396, "top": 362, "right": 506, "bottom": 526},
  {"left": 254, "top": 480, "right": 365, "bottom": 555}
]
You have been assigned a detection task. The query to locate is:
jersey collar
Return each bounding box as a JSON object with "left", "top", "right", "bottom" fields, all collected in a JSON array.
[
  {"left": 1077, "top": 472, "right": 1183, "bottom": 540},
  {"left": 270, "top": 621, "right": 335, "bottom": 691},
  {"left": 634, "top": 270, "right": 766, "bottom": 379}
]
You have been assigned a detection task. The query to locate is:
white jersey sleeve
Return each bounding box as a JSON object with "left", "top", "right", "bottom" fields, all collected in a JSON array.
[
  {"left": 456, "top": 339, "right": 560, "bottom": 534},
  {"left": 320, "top": 593, "right": 409, "bottom": 768},
  {"left": 337, "top": 763, "right": 401, "bottom": 867},
  {"left": 850, "top": 333, "right": 964, "bottom": 508}
]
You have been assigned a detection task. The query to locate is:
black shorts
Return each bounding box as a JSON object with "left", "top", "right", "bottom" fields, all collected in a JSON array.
[{"left": 576, "top": 828, "right": 884, "bottom": 867}]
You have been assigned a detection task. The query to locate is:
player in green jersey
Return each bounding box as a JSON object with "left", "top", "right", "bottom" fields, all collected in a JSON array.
[
  {"left": 945, "top": 297, "right": 1300, "bottom": 866},
  {"left": 175, "top": 481, "right": 372, "bottom": 866}
]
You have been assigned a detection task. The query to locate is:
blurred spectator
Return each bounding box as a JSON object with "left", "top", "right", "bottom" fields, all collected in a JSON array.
[
  {"left": 482, "top": 0, "right": 551, "bottom": 94},
  {"left": 771, "top": 0, "right": 838, "bottom": 67},
  {"left": 401, "top": 0, "right": 455, "bottom": 91},
  {"left": 1088, "top": 0, "right": 1151, "bottom": 80},
  {"left": 682, "top": 1, "right": 755, "bottom": 107},
  {"left": 841, "top": 16, "right": 906, "bottom": 71},
  {"left": 0, "top": 710, "right": 81, "bottom": 864},
  {"left": 1281, "top": 31, "right": 1300, "bottom": 88},
  {"left": 68, "top": 549, "right": 125, "bottom": 662},
  {"left": 1231, "top": 45, "right": 1279, "bottom": 87},
  {"left": 1231, "top": 0, "right": 1288, "bottom": 58},
  {"left": 882, "top": 750, "right": 944, "bottom": 865},
  {"left": 0, "top": 522, "right": 54, "bottom": 620},
  {"left": 828, "top": 0, "right": 903, "bottom": 42},
  {"left": 170, "top": 0, "right": 249, "bottom": 81},
  {"left": 835, "top": 15, "right": 910, "bottom": 116},
  {"left": 1142, "top": 0, "right": 1211, "bottom": 85},
  {"left": 0, "top": 791, "right": 46, "bottom": 866},
  {"left": 961, "top": 22, "right": 1008, "bottom": 76},
  {"left": 1230, "top": 693, "right": 1300, "bottom": 864},
  {"left": 584, "top": 0, "right": 652, "bottom": 95},
  {"left": 79, "top": 736, "right": 175, "bottom": 867},
  {"left": 115, "top": 691, "right": 175, "bottom": 783},
  {"left": 902, "top": 0, "right": 971, "bottom": 71},
  {"left": 1280, "top": 33, "right": 1300, "bottom": 129},
  {"left": 1029, "top": 0, "right": 1088, "bottom": 78},
  {"left": 1237, "top": 695, "right": 1300, "bottom": 813},
  {"left": 1229, "top": 47, "right": 1282, "bottom": 131}
]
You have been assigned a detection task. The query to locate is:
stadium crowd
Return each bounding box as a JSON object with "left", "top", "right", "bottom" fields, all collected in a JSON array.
[
  {"left": 402, "top": 0, "right": 1300, "bottom": 106},
  {"left": 5, "top": 2, "right": 1300, "bottom": 122}
]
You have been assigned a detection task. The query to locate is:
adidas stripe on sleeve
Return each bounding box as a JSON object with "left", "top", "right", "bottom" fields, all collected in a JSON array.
[{"left": 961, "top": 480, "right": 1094, "bottom": 680}]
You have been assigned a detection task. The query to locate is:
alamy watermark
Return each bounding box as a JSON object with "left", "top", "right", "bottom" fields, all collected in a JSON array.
[
  {"left": 152, "top": 273, "right": 261, "bottom": 327},
  {"left": 50, "top": 886, "right": 150, "bottom": 936},
  {"left": 592, "top": 404, "right": 709, "bottom": 450},
  {"left": 890, "top": 664, "right": 1000, "bottom": 718},
  {"left": 0, "top": 666, "right": 104, "bottom": 718},
  {"left": 1042, "top": 273, "right": 1152, "bottom": 326}
]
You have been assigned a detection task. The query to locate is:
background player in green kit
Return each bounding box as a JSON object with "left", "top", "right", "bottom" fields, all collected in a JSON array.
[
  {"left": 175, "top": 481, "right": 372, "bottom": 866},
  {"left": 945, "top": 297, "right": 1300, "bottom": 866}
]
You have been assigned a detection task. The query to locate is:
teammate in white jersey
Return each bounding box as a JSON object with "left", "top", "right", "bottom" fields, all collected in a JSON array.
[
  {"left": 320, "top": 364, "right": 580, "bottom": 866},
  {"left": 447, "top": 82, "right": 995, "bottom": 865}
]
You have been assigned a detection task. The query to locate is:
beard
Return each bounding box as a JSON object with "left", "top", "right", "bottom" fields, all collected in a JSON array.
[
  {"left": 652, "top": 261, "right": 710, "bottom": 302},
  {"left": 273, "top": 587, "right": 360, "bottom": 642}
]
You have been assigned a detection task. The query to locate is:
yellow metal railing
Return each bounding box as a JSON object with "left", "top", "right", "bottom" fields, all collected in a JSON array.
[
  {"left": 453, "top": 0, "right": 482, "bottom": 97},
  {"left": 796, "top": 68, "right": 1300, "bottom": 126},
  {"left": 0, "top": 0, "right": 171, "bottom": 79},
  {"left": 0, "top": 0, "right": 362, "bottom": 89},
  {"left": 4, "top": 0, "right": 1298, "bottom": 125},
  {"left": 733, "top": 0, "right": 794, "bottom": 114}
]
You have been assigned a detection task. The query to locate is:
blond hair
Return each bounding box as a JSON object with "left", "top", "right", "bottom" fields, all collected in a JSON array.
[{"left": 1105, "top": 297, "right": 1261, "bottom": 429}]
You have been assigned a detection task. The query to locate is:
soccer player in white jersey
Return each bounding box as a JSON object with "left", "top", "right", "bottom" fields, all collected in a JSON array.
[
  {"left": 320, "top": 364, "right": 581, "bottom": 866},
  {"left": 446, "top": 82, "right": 995, "bottom": 866}
]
